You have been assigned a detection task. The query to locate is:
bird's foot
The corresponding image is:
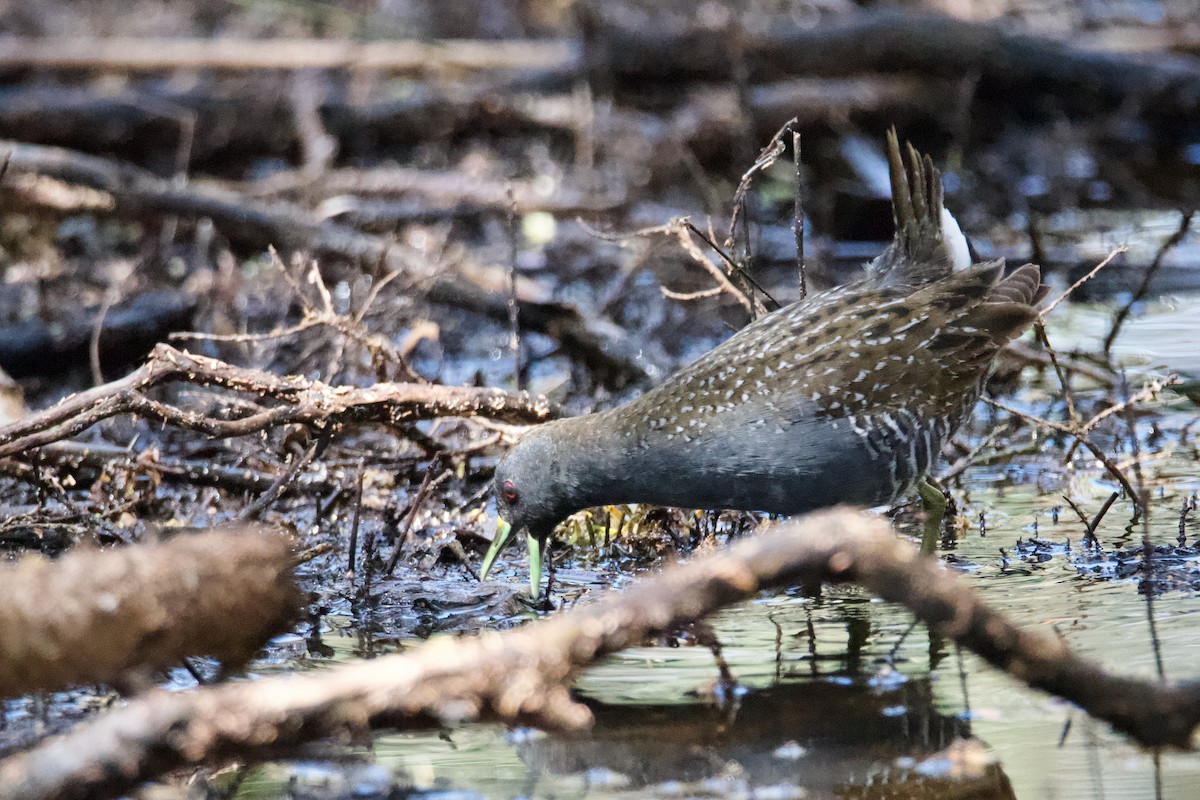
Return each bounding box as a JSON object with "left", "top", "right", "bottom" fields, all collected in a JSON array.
[
  {"left": 517, "top": 592, "right": 556, "bottom": 612},
  {"left": 918, "top": 478, "right": 949, "bottom": 555}
]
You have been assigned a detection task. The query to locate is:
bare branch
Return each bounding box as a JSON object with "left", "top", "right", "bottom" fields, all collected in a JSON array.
[
  {"left": 726, "top": 116, "right": 796, "bottom": 248},
  {"left": 0, "top": 344, "right": 556, "bottom": 460},
  {"left": 984, "top": 396, "right": 1142, "bottom": 503},
  {"left": 1039, "top": 246, "right": 1127, "bottom": 319}
]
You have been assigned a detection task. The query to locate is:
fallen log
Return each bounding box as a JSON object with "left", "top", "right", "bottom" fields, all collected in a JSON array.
[
  {"left": 0, "top": 290, "right": 196, "bottom": 379},
  {"left": 586, "top": 8, "right": 1200, "bottom": 116}
]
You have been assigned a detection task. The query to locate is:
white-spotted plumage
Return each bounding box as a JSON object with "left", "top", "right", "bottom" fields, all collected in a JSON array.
[{"left": 490, "top": 132, "right": 1048, "bottom": 588}]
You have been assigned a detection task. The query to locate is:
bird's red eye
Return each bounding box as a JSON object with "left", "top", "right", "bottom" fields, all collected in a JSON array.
[{"left": 501, "top": 480, "right": 519, "bottom": 504}]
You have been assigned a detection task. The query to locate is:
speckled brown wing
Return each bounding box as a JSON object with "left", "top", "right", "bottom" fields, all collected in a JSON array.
[
  {"left": 802, "top": 261, "right": 1045, "bottom": 497},
  {"left": 841, "top": 262, "right": 1044, "bottom": 413},
  {"left": 615, "top": 262, "right": 1044, "bottom": 509}
]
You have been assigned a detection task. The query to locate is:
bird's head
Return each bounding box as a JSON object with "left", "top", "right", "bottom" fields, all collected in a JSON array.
[{"left": 479, "top": 422, "right": 584, "bottom": 598}]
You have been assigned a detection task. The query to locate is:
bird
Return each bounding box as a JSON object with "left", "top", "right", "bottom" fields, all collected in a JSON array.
[{"left": 480, "top": 131, "right": 1047, "bottom": 598}]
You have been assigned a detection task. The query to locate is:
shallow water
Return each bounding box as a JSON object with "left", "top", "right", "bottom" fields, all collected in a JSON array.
[
  {"left": 233, "top": 309, "right": 1200, "bottom": 800},
  {"left": 234, "top": 460, "right": 1200, "bottom": 799}
]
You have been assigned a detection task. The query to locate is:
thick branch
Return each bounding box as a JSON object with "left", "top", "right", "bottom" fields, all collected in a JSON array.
[
  {"left": 592, "top": 9, "right": 1200, "bottom": 115},
  {"left": 0, "top": 37, "right": 573, "bottom": 73},
  {"left": 0, "top": 75, "right": 942, "bottom": 179},
  {"left": 2, "top": 509, "right": 1197, "bottom": 800},
  {"left": 0, "top": 526, "right": 300, "bottom": 699}
]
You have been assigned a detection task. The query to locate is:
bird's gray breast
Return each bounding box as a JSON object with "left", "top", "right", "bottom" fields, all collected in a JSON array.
[{"left": 612, "top": 399, "right": 901, "bottom": 515}]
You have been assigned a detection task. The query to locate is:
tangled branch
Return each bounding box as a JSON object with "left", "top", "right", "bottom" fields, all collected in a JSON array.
[{"left": 0, "top": 344, "right": 556, "bottom": 460}]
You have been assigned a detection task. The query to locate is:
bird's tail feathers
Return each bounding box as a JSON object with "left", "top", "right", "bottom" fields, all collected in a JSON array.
[{"left": 870, "top": 128, "right": 971, "bottom": 282}]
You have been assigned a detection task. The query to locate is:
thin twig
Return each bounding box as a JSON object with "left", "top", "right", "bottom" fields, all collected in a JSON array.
[
  {"left": 721, "top": 118, "right": 795, "bottom": 319},
  {"left": 659, "top": 285, "right": 723, "bottom": 302},
  {"left": 237, "top": 444, "right": 318, "bottom": 521},
  {"left": 1119, "top": 372, "right": 1166, "bottom": 680},
  {"left": 1104, "top": 210, "right": 1194, "bottom": 355},
  {"left": 1064, "top": 375, "right": 1178, "bottom": 464},
  {"left": 1088, "top": 491, "right": 1121, "bottom": 542},
  {"left": 383, "top": 460, "right": 442, "bottom": 577},
  {"left": 671, "top": 220, "right": 755, "bottom": 313},
  {"left": 684, "top": 221, "right": 778, "bottom": 311},
  {"left": 1004, "top": 340, "right": 1116, "bottom": 388},
  {"left": 506, "top": 188, "right": 522, "bottom": 391},
  {"left": 585, "top": 216, "right": 759, "bottom": 314},
  {"left": 1070, "top": 491, "right": 1120, "bottom": 548},
  {"left": 792, "top": 129, "right": 807, "bottom": 300},
  {"left": 939, "top": 426, "right": 1006, "bottom": 482},
  {"left": 726, "top": 116, "right": 796, "bottom": 249},
  {"left": 984, "top": 397, "right": 1142, "bottom": 505},
  {"left": 1034, "top": 322, "right": 1078, "bottom": 424},
  {"left": 1178, "top": 496, "right": 1194, "bottom": 547},
  {"left": 1080, "top": 377, "right": 1177, "bottom": 437},
  {"left": 156, "top": 101, "right": 196, "bottom": 255},
  {"left": 88, "top": 294, "right": 116, "bottom": 388},
  {"left": 1039, "top": 246, "right": 1127, "bottom": 319},
  {"left": 1063, "top": 495, "right": 1092, "bottom": 529},
  {"left": 1027, "top": 211, "right": 1046, "bottom": 270},
  {"left": 347, "top": 459, "right": 366, "bottom": 579}
]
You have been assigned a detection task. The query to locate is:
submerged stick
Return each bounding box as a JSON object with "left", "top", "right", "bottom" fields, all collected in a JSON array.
[
  {"left": 792, "top": 129, "right": 807, "bottom": 300},
  {"left": 3, "top": 508, "right": 1199, "bottom": 800}
]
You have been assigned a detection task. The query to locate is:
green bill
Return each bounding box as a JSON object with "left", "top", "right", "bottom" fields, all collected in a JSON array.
[
  {"left": 479, "top": 518, "right": 515, "bottom": 580},
  {"left": 526, "top": 531, "right": 542, "bottom": 600},
  {"left": 479, "top": 518, "right": 543, "bottom": 599}
]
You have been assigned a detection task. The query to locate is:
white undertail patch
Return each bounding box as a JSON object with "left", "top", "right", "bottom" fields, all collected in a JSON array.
[{"left": 941, "top": 208, "right": 971, "bottom": 271}]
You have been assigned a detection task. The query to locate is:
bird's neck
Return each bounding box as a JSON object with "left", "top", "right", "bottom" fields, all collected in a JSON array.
[{"left": 550, "top": 410, "right": 639, "bottom": 510}]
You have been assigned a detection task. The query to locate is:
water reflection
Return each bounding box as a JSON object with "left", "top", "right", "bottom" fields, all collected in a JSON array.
[{"left": 513, "top": 679, "right": 1013, "bottom": 799}]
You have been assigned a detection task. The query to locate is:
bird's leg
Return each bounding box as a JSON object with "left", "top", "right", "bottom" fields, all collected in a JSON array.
[
  {"left": 543, "top": 538, "right": 556, "bottom": 600},
  {"left": 524, "top": 537, "right": 556, "bottom": 611},
  {"left": 918, "top": 478, "right": 948, "bottom": 555}
]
